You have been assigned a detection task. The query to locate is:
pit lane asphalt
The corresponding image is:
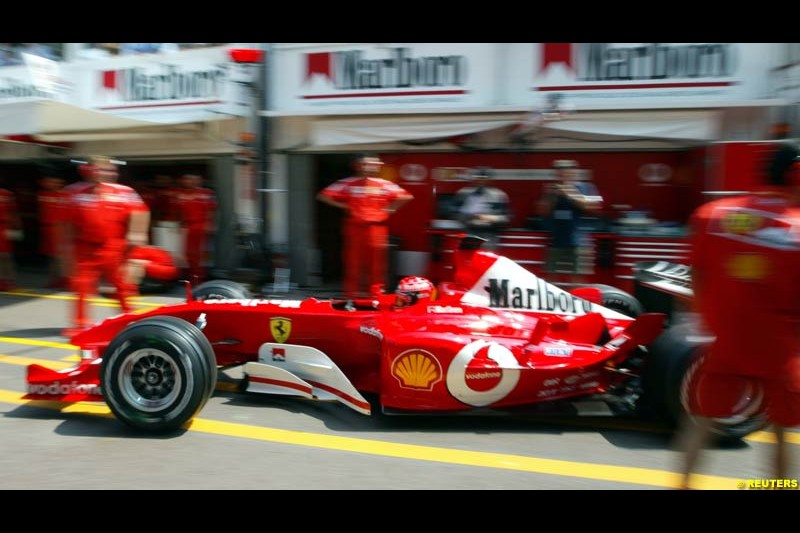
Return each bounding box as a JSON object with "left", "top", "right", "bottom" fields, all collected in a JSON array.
[{"left": 0, "top": 282, "right": 797, "bottom": 490}]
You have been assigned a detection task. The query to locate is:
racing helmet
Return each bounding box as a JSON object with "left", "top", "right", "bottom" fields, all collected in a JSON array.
[{"left": 395, "top": 276, "right": 435, "bottom": 307}]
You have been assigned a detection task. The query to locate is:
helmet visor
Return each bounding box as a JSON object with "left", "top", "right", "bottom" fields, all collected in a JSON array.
[{"left": 395, "top": 291, "right": 416, "bottom": 307}]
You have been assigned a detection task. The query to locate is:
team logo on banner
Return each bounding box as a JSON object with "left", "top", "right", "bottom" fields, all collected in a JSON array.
[{"left": 270, "top": 317, "right": 292, "bottom": 344}]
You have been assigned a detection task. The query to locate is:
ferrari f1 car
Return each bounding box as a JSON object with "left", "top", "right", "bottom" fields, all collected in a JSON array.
[{"left": 25, "top": 237, "right": 765, "bottom": 438}]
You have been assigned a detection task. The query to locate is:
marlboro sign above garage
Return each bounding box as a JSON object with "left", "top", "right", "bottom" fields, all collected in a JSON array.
[
  {"left": 74, "top": 47, "right": 252, "bottom": 124},
  {"left": 272, "top": 43, "right": 495, "bottom": 112},
  {"left": 542, "top": 43, "right": 735, "bottom": 87},
  {"left": 508, "top": 43, "right": 771, "bottom": 109}
]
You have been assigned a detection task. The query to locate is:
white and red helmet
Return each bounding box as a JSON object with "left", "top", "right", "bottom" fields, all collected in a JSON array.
[{"left": 395, "top": 276, "right": 435, "bottom": 307}]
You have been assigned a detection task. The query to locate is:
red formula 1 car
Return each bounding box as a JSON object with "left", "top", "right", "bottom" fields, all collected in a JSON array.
[{"left": 25, "top": 238, "right": 764, "bottom": 438}]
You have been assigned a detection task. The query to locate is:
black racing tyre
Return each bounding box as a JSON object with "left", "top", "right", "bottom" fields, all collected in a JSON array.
[
  {"left": 192, "top": 280, "right": 252, "bottom": 301},
  {"left": 588, "top": 284, "right": 645, "bottom": 318},
  {"left": 177, "top": 315, "right": 219, "bottom": 401},
  {"left": 139, "top": 276, "right": 176, "bottom": 294},
  {"left": 101, "top": 316, "right": 217, "bottom": 432},
  {"left": 644, "top": 322, "right": 767, "bottom": 440}
]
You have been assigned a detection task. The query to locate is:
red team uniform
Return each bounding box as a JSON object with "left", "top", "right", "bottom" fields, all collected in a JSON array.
[
  {"left": 38, "top": 188, "right": 64, "bottom": 258},
  {"left": 141, "top": 182, "right": 179, "bottom": 224},
  {"left": 319, "top": 176, "right": 412, "bottom": 296},
  {"left": 686, "top": 188, "right": 800, "bottom": 427},
  {"left": 0, "top": 189, "right": 18, "bottom": 255},
  {"left": 62, "top": 180, "right": 149, "bottom": 329},
  {"left": 0, "top": 188, "right": 20, "bottom": 290},
  {"left": 174, "top": 184, "right": 217, "bottom": 282}
]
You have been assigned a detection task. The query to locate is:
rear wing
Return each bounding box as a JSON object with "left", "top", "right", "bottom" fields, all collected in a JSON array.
[{"left": 632, "top": 261, "right": 693, "bottom": 322}]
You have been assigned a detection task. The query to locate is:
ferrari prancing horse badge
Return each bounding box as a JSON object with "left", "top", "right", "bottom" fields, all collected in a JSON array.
[{"left": 270, "top": 317, "right": 291, "bottom": 343}]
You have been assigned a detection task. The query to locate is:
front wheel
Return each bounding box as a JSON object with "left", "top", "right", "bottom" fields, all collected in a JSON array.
[{"left": 101, "top": 316, "right": 217, "bottom": 432}]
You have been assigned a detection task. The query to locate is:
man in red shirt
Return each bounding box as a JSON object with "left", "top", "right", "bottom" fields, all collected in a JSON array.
[
  {"left": 173, "top": 174, "right": 217, "bottom": 284},
  {"left": 37, "top": 176, "right": 66, "bottom": 288},
  {"left": 0, "top": 186, "right": 22, "bottom": 291},
  {"left": 142, "top": 174, "right": 179, "bottom": 227},
  {"left": 155, "top": 175, "right": 178, "bottom": 222},
  {"left": 60, "top": 156, "right": 150, "bottom": 336},
  {"left": 317, "top": 156, "right": 413, "bottom": 297},
  {"left": 680, "top": 151, "right": 800, "bottom": 488}
]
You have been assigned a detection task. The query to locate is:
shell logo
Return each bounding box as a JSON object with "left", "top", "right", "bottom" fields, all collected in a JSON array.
[
  {"left": 391, "top": 350, "right": 442, "bottom": 391},
  {"left": 721, "top": 212, "right": 762, "bottom": 235},
  {"left": 726, "top": 253, "right": 769, "bottom": 281}
]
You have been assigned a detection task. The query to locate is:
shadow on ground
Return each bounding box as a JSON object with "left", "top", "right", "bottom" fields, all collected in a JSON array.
[
  {"left": 4, "top": 401, "right": 188, "bottom": 439},
  {"left": 0, "top": 327, "right": 65, "bottom": 339},
  {"left": 218, "top": 390, "right": 717, "bottom": 452}
]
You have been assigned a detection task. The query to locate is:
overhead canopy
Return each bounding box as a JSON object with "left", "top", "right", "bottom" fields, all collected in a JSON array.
[
  {"left": 0, "top": 99, "right": 162, "bottom": 136},
  {"left": 540, "top": 110, "right": 722, "bottom": 143},
  {"left": 0, "top": 99, "right": 239, "bottom": 145},
  {"left": 308, "top": 109, "right": 722, "bottom": 149},
  {"left": 311, "top": 114, "right": 518, "bottom": 148}
]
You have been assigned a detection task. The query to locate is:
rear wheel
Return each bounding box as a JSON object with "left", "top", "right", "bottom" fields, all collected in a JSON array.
[
  {"left": 589, "top": 284, "right": 644, "bottom": 318},
  {"left": 101, "top": 316, "right": 217, "bottom": 432},
  {"left": 645, "top": 322, "right": 766, "bottom": 440},
  {"left": 139, "top": 276, "right": 176, "bottom": 294},
  {"left": 192, "top": 280, "right": 252, "bottom": 301}
]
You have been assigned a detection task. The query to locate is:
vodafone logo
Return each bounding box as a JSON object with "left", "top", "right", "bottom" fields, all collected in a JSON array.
[
  {"left": 446, "top": 340, "right": 519, "bottom": 406},
  {"left": 464, "top": 354, "right": 502, "bottom": 392},
  {"left": 27, "top": 381, "right": 102, "bottom": 396}
]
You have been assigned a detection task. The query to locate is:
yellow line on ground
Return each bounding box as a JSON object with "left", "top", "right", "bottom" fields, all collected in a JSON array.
[
  {"left": 0, "top": 289, "right": 167, "bottom": 308},
  {"left": 0, "top": 336, "right": 76, "bottom": 350},
  {"left": 745, "top": 430, "right": 800, "bottom": 446},
  {"left": 0, "top": 354, "right": 72, "bottom": 370},
  {"left": 0, "top": 388, "right": 743, "bottom": 490},
  {"left": 186, "top": 418, "right": 742, "bottom": 490}
]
